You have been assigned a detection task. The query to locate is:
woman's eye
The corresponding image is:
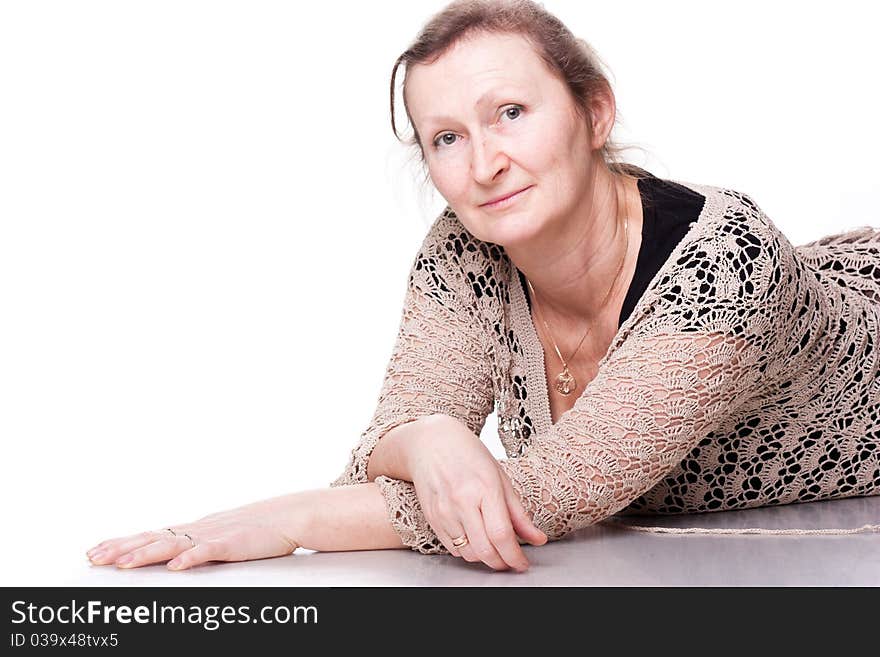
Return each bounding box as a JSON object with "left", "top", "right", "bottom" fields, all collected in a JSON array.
[
  {"left": 503, "top": 105, "right": 523, "bottom": 121},
  {"left": 434, "top": 133, "right": 458, "bottom": 148},
  {"left": 432, "top": 105, "right": 524, "bottom": 150}
]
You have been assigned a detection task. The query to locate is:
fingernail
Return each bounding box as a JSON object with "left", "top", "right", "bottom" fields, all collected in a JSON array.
[
  {"left": 167, "top": 559, "right": 181, "bottom": 570},
  {"left": 89, "top": 550, "right": 106, "bottom": 562},
  {"left": 115, "top": 554, "right": 133, "bottom": 566}
]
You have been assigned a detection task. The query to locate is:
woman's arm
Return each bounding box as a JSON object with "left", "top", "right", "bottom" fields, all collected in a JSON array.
[
  {"left": 87, "top": 483, "right": 408, "bottom": 571},
  {"left": 295, "top": 484, "right": 408, "bottom": 552}
]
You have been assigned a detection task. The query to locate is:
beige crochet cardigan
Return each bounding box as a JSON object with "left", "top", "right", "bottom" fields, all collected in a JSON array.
[{"left": 331, "top": 179, "right": 880, "bottom": 554}]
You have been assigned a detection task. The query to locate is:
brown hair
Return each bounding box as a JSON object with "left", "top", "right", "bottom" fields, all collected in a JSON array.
[{"left": 389, "top": 0, "right": 650, "bottom": 193}]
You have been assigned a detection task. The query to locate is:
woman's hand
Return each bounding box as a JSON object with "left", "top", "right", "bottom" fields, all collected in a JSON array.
[
  {"left": 86, "top": 494, "right": 310, "bottom": 571},
  {"left": 406, "top": 414, "right": 547, "bottom": 572}
]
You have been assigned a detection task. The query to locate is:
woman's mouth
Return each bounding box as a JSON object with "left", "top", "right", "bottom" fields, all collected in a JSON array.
[{"left": 481, "top": 185, "right": 533, "bottom": 210}]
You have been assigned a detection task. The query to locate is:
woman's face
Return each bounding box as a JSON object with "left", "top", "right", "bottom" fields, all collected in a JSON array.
[{"left": 405, "top": 31, "right": 605, "bottom": 247}]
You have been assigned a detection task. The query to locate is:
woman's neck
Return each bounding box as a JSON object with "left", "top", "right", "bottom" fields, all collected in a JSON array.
[{"left": 506, "top": 168, "right": 644, "bottom": 332}]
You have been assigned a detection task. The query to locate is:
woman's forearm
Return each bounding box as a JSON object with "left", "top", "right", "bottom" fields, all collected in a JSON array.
[
  {"left": 305, "top": 414, "right": 465, "bottom": 552},
  {"left": 295, "top": 483, "right": 407, "bottom": 552}
]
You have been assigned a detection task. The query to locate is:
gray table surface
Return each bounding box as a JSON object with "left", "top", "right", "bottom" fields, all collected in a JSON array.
[{"left": 64, "top": 495, "right": 880, "bottom": 587}]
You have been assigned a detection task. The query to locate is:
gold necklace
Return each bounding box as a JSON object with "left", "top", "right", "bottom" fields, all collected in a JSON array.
[{"left": 525, "top": 177, "right": 630, "bottom": 396}]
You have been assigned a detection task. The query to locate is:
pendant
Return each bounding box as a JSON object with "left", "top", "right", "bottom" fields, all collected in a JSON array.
[{"left": 554, "top": 366, "right": 576, "bottom": 396}]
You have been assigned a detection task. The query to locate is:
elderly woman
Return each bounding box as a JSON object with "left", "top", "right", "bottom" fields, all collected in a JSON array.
[{"left": 87, "top": 0, "right": 880, "bottom": 573}]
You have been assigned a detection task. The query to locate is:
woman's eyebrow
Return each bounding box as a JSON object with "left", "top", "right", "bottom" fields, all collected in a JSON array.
[{"left": 422, "top": 87, "right": 524, "bottom": 126}]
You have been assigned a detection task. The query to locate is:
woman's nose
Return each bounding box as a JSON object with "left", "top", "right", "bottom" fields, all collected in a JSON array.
[{"left": 471, "top": 134, "right": 509, "bottom": 185}]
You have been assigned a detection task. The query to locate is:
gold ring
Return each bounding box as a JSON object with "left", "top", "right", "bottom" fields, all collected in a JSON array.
[{"left": 452, "top": 535, "right": 468, "bottom": 548}]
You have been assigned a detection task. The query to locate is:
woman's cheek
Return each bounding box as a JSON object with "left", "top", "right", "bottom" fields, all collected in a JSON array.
[{"left": 516, "top": 125, "right": 555, "bottom": 166}]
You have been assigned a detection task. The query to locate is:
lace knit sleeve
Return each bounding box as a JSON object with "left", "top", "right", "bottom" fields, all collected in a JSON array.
[
  {"left": 498, "top": 329, "right": 778, "bottom": 542},
  {"left": 375, "top": 192, "right": 798, "bottom": 554},
  {"left": 329, "top": 216, "right": 496, "bottom": 547}
]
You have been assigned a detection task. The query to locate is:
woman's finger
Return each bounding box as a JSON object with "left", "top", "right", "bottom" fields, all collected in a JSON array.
[
  {"left": 480, "top": 488, "right": 530, "bottom": 572},
  {"left": 87, "top": 530, "right": 171, "bottom": 565},
  {"left": 498, "top": 467, "right": 547, "bottom": 546},
  {"left": 114, "top": 534, "right": 194, "bottom": 569},
  {"left": 432, "top": 519, "right": 468, "bottom": 558},
  {"left": 455, "top": 504, "right": 510, "bottom": 571},
  {"left": 167, "top": 540, "right": 228, "bottom": 571},
  {"left": 428, "top": 495, "right": 483, "bottom": 563}
]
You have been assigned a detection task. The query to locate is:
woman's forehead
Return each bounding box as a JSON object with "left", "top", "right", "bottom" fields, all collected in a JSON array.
[
  {"left": 412, "top": 32, "right": 542, "bottom": 83},
  {"left": 406, "top": 34, "right": 550, "bottom": 121}
]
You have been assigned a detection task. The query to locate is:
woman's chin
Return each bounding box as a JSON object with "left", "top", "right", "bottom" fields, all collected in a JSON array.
[
  {"left": 453, "top": 208, "right": 537, "bottom": 245},
  {"left": 473, "top": 217, "right": 542, "bottom": 248}
]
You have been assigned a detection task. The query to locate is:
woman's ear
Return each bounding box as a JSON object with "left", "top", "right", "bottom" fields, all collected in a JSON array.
[{"left": 585, "top": 81, "right": 616, "bottom": 151}]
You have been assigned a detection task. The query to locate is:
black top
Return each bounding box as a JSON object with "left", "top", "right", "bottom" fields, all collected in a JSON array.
[{"left": 517, "top": 168, "right": 706, "bottom": 329}]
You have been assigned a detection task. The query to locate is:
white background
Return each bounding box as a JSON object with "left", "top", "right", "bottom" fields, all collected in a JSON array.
[{"left": 1, "top": 0, "right": 877, "bottom": 585}]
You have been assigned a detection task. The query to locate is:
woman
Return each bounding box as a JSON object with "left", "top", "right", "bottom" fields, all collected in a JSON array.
[{"left": 86, "top": 0, "right": 880, "bottom": 573}]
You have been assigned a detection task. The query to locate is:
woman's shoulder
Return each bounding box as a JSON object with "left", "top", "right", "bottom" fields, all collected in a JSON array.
[
  {"left": 633, "top": 179, "right": 801, "bottom": 340},
  {"left": 655, "top": 174, "right": 788, "bottom": 253}
]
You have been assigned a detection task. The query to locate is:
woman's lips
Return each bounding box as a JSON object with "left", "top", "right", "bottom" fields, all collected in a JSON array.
[{"left": 481, "top": 185, "right": 533, "bottom": 209}]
